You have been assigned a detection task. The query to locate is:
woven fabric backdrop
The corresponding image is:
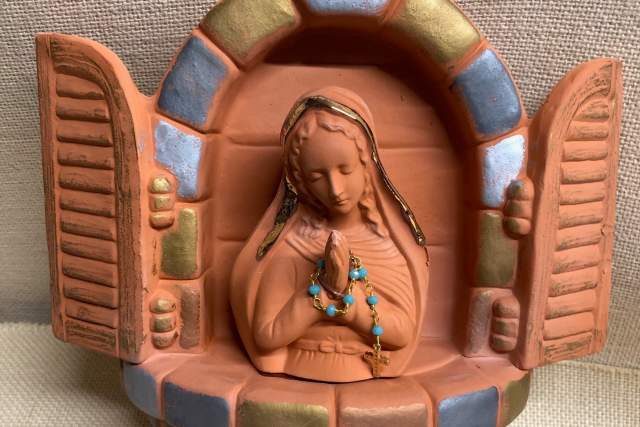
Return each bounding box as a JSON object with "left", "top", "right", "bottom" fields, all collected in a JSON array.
[{"left": 0, "top": 0, "right": 638, "bottom": 426}]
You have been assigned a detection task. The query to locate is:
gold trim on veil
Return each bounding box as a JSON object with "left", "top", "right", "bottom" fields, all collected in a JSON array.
[{"left": 257, "top": 96, "right": 426, "bottom": 259}]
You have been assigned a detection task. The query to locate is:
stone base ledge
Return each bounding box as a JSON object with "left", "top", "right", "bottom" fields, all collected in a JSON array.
[{"left": 123, "top": 338, "right": 530, "bottom": 427}]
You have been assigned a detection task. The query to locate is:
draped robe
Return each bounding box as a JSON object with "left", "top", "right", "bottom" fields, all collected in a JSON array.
[{"left": 250, "top": 218, "right": 416, "bottom": 382}]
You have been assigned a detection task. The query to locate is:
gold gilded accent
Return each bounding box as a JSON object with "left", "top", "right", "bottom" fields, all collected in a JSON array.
[
  {"left": 256, "top": 180, "right": 297, "bottom": 259},
  {"left": 477, "top": 212, "right": 517, "bottom": 286},
  {"left": 200, "top": 0, "right": 299, "bottom": 65},
  {"left": 152, "top": 331, "right": 177, "bottom": 349},
  {"left": 501, "top": 373, "right": 531, "bottom": 426},
  {"left": 389, "top": 0, "right": 480, "bottom": 64},
  {"left": 259, "top": 96, "right": 426, "bottom": 254},
  {"left": 150, "top": 213, "right": 175, "bottom": 229},
  {"left": 363, "top": 349, "right": 391, "bottom": 378},
  {"left": 161, "top": 209, "right": 197, "bottom": 278},
  {"left": 152, "top": 314, "right": 176, "bottom": 333},
  {"left": 238, "top": 400, "right": 329, "bottom": 427},
  {"left": 151, "top": 195, "right": 174, "bottom": 211},
  {"left": 150, "top": 176, "right": 172, "bottom": 193},
  {"left": 150, "top": 297, "right": 176, "bottom": 314}
]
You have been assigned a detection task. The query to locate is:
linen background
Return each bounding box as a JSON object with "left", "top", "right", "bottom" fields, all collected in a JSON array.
[{"left": 0, "top": 1, "right": 637, "bottom": 425}]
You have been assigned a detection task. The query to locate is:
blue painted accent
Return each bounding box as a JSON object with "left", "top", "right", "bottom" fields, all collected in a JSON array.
[
  {"left": 122, "top": 363, "right": 161, "bottom": 418},
  {"left": 317, "top": 259, "right": 326, "bottom": 269},
  {"left": 438, "top": 387, "right": 499, "bottom": 427},
  {"left": 308, "top": 284, "right": 321, "bottom": 296},
  {"left": 158, "top": 36, "right": 228, "bottom": 129},
  {"left": 349, "top": 269, "right": 361, "bottom": 280},
  {"left": 306, "top": 0, "right": 390, "bottom": 15},
  {"left": 372, "top": 325, "right": 384, "bottom": 336},
  {"left": 453, "top": 50, "right": 522, "bottom": 139},
  {"left": 367, "top": 295, "right": 379, "bottom": 306},
  {"left": 482, "top": 134, "right": 526, "bottom": 208},
  {"left": 343, "top": 294, "right": 355, "bottom": 305},
  {"left": 164, "top": 382, "right": 229, "bottom": 427},
  {"left": 358, "top": 268, "right": 368, "bottom": 278},
  {"left": 155, "top": 121, "right": 203, "bottom": 199},
  {"left": 326, "top": 304, "right": 337, "bottom": 317}
]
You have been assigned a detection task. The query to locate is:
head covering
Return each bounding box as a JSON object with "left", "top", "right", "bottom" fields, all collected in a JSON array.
[{"left": 256, "top": 86, "right": 426, "bottom": 259}]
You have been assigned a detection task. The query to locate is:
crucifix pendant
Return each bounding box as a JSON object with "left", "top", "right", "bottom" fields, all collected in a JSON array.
[{"left": 363, "top": 350, "right": 390, "bottom": 377}]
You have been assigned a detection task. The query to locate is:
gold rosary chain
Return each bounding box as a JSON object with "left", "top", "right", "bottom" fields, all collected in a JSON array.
[
  {"left": 308, "top": 254, "right": 371, "bottom": 317},
  {"left": 307, "top": 253, "right": 389, "bottom": 377}
]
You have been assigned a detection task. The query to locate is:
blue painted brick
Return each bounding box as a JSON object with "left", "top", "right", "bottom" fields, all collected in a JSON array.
[
  {"left": 158, "top": 36, "right": 228, "bottom": 129},
  {"left": 122, "top": 363, "right": 161, "bottom": 419},
  {"left": 482, "top": 134, "right": 526, "bottom": 208},
  {"left": 306, "top": 0, "right": 390, "bottom": 14},
  {"left": 155, "top": 121, "right": 203, "bottom": 200},
  {"left": 453, "top": 50, "right": 522, "bottom": 139},
  {"left": 164, "top": 382, "right": 230, "bottom": 427},
  {"left": 438, "top": 386, "right": 499, "bottom": 427}
]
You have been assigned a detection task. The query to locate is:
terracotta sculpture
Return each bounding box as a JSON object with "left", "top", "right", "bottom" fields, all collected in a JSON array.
[
  {"left": 35, "top": 1, "right": 622, "bottom": 426},
  {"left": 231, "top": 87, "right": 429, "bottom": 382}
]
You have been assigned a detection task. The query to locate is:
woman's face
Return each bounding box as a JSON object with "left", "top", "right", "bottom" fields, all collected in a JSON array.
[{"left": 298, "top": 126, "right": 366, "bottom": 218}]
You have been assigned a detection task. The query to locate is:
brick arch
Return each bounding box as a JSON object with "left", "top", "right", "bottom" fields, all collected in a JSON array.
[
  {"left": 153, "top": 0, "right": 531, "bottom": 353},
  {"left": 157, "top": 0, "right": 527, "bottom": 145}
]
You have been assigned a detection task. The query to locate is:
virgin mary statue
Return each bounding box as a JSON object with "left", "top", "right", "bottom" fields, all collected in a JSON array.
[{"left": 230, "top": 87, "right": 429, "bottom": 382}]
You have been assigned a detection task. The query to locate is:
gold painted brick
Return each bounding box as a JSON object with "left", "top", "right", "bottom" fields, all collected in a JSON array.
[
  {"left": 150, "top": 176, "right": 172, "bottom": 194},
  {"left": 151, "top": 195, "right": 174, "bottom": 211},
  {"left": 476, "top": 211, "right": 517, "bottom": 287},
  {"left": 389, "top": 0, "right": 480, "bottom": 64},
  {"left": 161, "top": 209, "right": 198, "bottom": 279},
  {"left": 150, "top": 297, "right": 176, "bottom": 314},
  {"left": 150, "top": 212, "right": 175, "bottom": 229},
  {"left": 152, "top": 331, "right": 177, "bottom": 349},
  {"left": 501, "top": 373, "right": 531, "bottom": 426},
  {"left": 238, "top": 400, "right": 329, "bottom": 427},
  {"left": 200, "top": 0, "right": 300, "bottom": 66},
  {"left": 152, "top": 313, "right": 176, "bottom": 333}
]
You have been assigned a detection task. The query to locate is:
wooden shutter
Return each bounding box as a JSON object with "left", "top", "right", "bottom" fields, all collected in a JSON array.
[
  {"left": 516, "top": 59, "right": 622, "bottom": 369},
  {"left": 36, "top": 34, "right": 145, "bottom": 363}
]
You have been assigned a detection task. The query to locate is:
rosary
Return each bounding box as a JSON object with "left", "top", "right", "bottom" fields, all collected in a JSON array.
[{"left": 307, "top": 254, "right": 390, "bottom": 377}]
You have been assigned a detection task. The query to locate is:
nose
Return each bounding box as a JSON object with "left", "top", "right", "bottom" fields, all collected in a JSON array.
[{"left": 326, "top": 171, "right": 345, "bottom": 200}]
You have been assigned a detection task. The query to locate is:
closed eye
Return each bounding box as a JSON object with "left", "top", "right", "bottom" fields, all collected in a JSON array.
[
  {"left": 308, "top": 172, "right": 323, "bottom": 182},
  {"left": 339, "top": 166, "right": 354, "bottom": 175}
]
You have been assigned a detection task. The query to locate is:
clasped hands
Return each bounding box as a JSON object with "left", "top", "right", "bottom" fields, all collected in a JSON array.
[
  {"left": 320, "top": 231, "right": 351, "bottom": 298},
  {"left": 313, "top": 230, "right": 365, "bottom": 323}
]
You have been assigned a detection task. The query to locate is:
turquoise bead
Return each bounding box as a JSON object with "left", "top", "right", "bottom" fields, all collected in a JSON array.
[
  {"left": 372, "top": 325, "right": 384, "bottom": 336},
  {"left": 326, "top": 304, "right": 337, "bottom": 317},
  {"left": 342, "top": 294, "right": 355, "bottom": 305},
  {"left": 349, "top": 269, "right": 361, "bottom": 280},
  {"left": 308, "top": 284, "right": 321, "bottom": 296},
  {"left": 367, "top": 295, "right": 379, "bottom": 306},
  {"left": 358, "top": 268, "right": 368, "bottom": 278},
  {"left": 316, "top": 259, "right": 325, "bottom": 269}
]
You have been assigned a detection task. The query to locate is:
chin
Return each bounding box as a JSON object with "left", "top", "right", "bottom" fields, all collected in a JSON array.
[{"left": 330, "top": 204, "right": 357, "bottom": 216}]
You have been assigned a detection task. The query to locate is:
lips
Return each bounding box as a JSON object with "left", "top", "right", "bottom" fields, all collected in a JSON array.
[{"left": 333, "top": 198, "right": 349, "bottom": 206}]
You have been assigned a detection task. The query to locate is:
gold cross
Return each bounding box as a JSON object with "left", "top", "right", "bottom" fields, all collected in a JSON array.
[{"left": 363, "top": 350, "right": 390, "bottom": 377}]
